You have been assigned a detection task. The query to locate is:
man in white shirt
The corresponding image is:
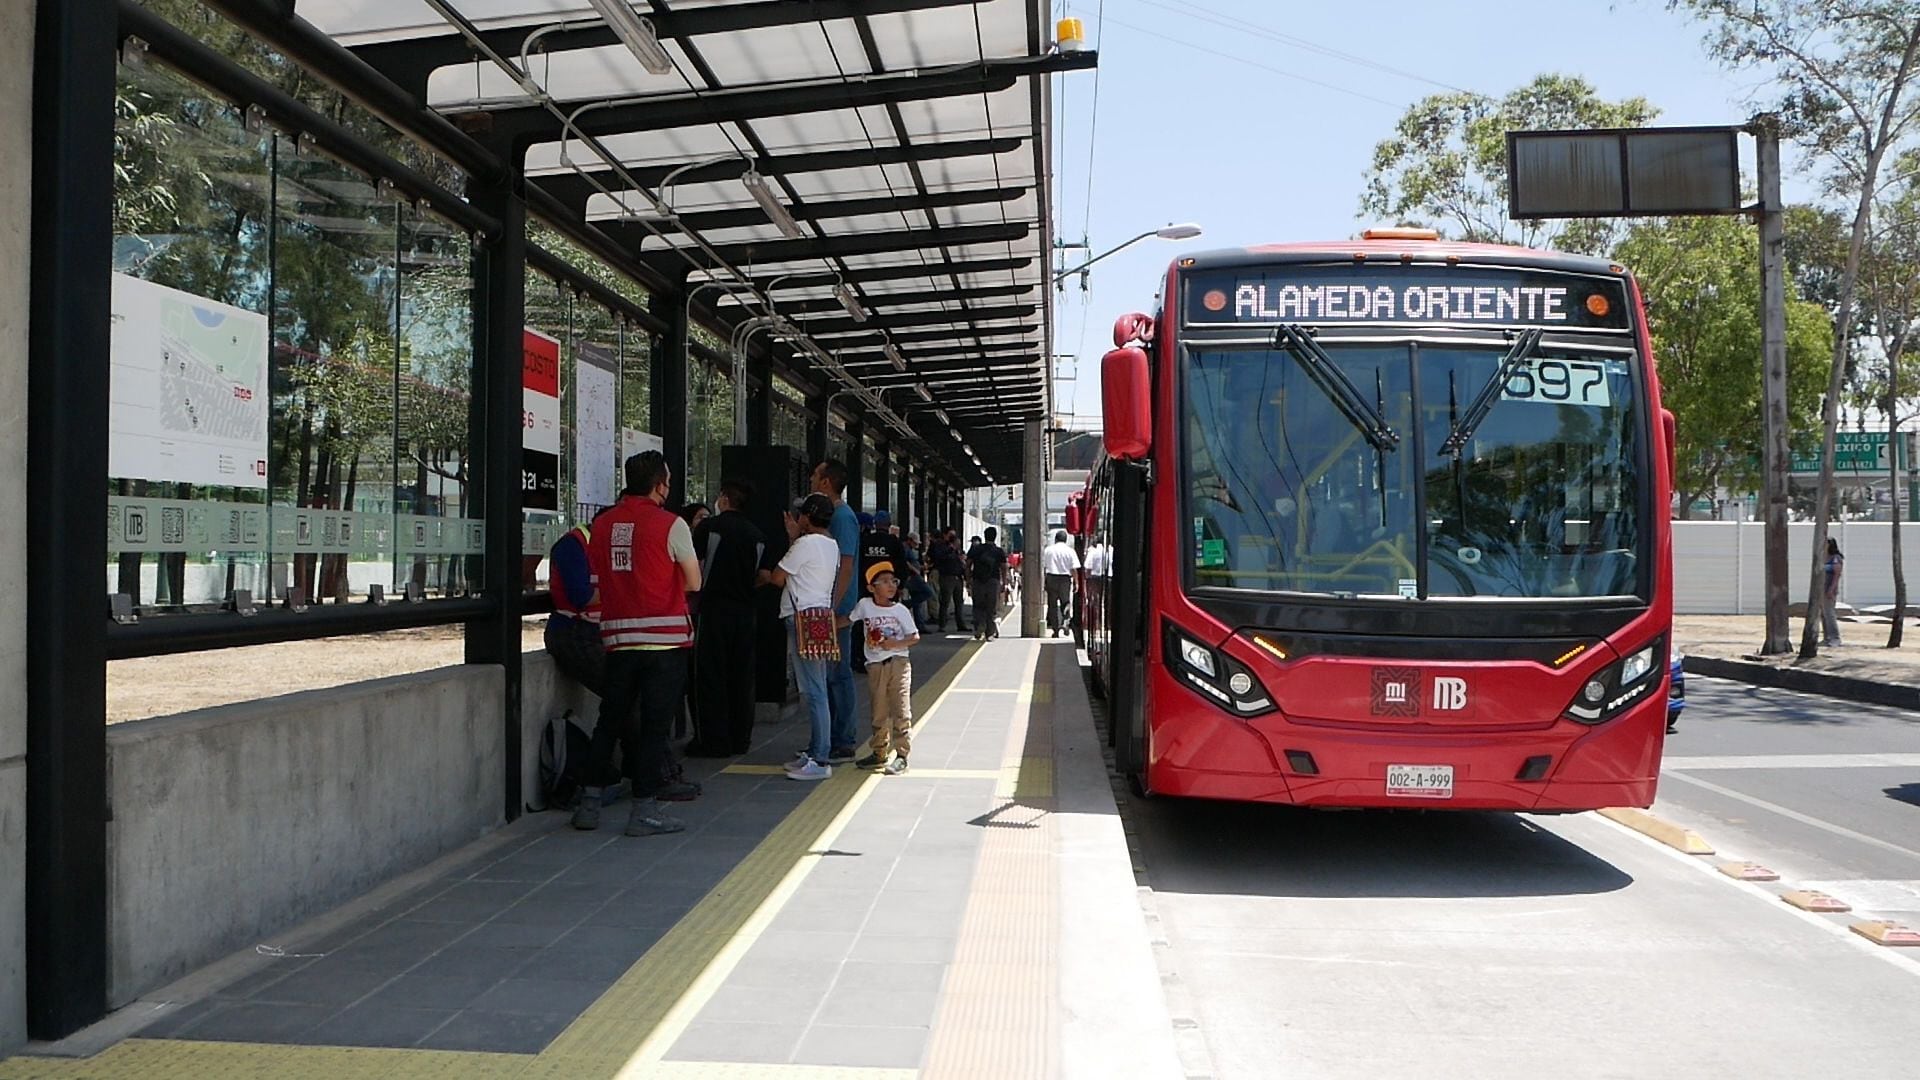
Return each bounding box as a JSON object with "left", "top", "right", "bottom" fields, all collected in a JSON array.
[{"left": 1041, "top": 530, "right": 1081, "bottom": 638}]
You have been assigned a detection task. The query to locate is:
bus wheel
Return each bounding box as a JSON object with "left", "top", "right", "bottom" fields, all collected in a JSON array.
[{"left": 1128, "top": 767, "right": 1152, "bottom": 799}]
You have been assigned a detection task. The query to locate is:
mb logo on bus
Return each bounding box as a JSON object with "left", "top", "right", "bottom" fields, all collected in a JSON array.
[{"left": 1432, "top": 677, "right": 1469, "bottom": 712}]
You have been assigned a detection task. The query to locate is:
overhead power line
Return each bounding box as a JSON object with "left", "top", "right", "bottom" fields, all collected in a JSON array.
[
  {"left": 1128, "top": 0, "right": 1473, "bottom": 95},
  {"left": 1102, "top": 15, "right": 1405, "bottom": 109}
]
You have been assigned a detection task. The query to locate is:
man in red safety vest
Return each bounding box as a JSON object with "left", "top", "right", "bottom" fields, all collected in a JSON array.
[{"left": 577, "top": 451, "right": 703, "bottom": 836}]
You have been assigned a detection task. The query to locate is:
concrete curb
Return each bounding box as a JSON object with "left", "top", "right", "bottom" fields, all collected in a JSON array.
[{"left": 1683, "top": 654, "right": 1920, "bottom": 711}]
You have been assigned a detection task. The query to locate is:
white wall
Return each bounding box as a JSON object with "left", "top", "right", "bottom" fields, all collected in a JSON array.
[
  {"left": 105, "top": 666, "right": 504, "bottom": 1004},
  {"left": 0, "top": 0, "right": 34, "bottom": 1055},
  {"left": 1672, "top": 520, "right": 1919, "bottom": 614}
]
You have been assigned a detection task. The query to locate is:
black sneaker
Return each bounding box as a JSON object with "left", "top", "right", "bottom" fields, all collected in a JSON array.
[
  {"left": 855, "top": 753, "right": 885, "bottom": 769},
  {"left": 654, "top": 779, "right": 702, "bottom": 802},
  {"left": 827, "top": 746, "right": 858, "bottom": 765},
  {"left": 571, "top": 786, "right": 604, "bottom": 830},
  {"left": 682, "top": 741, "right": 732, "bottom": 758}
]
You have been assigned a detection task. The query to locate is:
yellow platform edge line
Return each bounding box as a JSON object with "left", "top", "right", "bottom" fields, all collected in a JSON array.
[
  {"left": 552, "top": 640, "right": 987, "bottom": 1077},
  {"left": 1597, "top": 807, "right": 1715, "bottom": 855},
  {"left": 0, "top": 1039, "right": 525, "bottom": 1079}
]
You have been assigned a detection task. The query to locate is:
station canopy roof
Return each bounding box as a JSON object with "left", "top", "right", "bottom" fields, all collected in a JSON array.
[{"left": 287, "top": 0, "right": 1093, "bottom": 484}]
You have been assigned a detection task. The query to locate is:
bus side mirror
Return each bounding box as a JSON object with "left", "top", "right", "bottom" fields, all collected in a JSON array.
[
  {"left": 1661, "top": 408, "right": 1677, "bottom": 484},
  {"left": 1103, "top": 346, "right": 1152, "bottom": 461},
  {"left": 1065, "top": 502, "right": 1083, "bottom": 536}
]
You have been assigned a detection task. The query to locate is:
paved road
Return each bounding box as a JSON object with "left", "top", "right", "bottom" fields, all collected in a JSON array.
[{"left": 1120, "top": 681, "right": 1920, "bottom": 1080}]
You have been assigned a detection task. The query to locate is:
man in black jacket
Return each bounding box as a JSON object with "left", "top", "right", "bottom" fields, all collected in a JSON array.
[{"left": 685, "top": 478, "right": 767, "bottom": 756}]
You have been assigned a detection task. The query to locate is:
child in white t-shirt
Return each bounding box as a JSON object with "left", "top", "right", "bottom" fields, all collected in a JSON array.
[{"left": 846, "top": 561, "right": 919, "bottom": 774}]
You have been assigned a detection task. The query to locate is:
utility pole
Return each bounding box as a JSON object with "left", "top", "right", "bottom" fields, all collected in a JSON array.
[
  {"left": 1755, "top": 116, "right": 1792, "bottom": 654},
  {"left": 1022, "top": 418, "right": 1047, "bottom": 637}
]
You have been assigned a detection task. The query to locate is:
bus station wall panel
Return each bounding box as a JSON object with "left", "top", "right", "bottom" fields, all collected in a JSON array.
[
  {"left": 0, "top": 0, "right": 32, "bottom": 1055},
  {"left": 103, "top": 664, "right": 505, "bottom": 1006}
]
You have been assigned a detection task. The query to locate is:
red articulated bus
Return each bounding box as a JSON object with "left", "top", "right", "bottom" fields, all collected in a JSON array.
[{"left": 1075, "top": 228, "right": 1675, "bottom": 811}]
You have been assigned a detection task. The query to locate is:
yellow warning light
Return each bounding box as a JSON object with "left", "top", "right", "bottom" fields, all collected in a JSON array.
[
  {"left": 1057, "top": 17, "right": 1087, "bottom": 52},
  {"left": 1251, "top": 635, "right": 1290, "bottom": 662},
  {"left": 1552, "top": 643, "right": 1589, "bottom": 667},
  {"left": 1586, "top": 293, "right": 1611, "bottom": 318}
]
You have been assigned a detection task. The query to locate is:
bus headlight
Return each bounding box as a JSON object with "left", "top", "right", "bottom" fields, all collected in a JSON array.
[
  {"left": 1163, "top": 622, "right": 1275, "bottom": 718},
  {"left": 1563, "top": 637, "right": 1665, "bottom": 725}
]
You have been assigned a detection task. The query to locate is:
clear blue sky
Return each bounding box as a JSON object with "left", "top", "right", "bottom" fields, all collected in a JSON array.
[{"left": 1047, "top": 0, "right": 1818, "bottom": 423}]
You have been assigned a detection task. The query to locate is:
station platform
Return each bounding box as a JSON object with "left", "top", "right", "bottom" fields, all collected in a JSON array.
[{"left": 0, "top": 618, "right": 1179, "bottom": 1079}]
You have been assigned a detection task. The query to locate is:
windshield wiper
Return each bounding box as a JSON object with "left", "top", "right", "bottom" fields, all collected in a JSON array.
[
  {"left": 1440, "top": 328, "right": 1543, "bottom": 456},
  {"left": 1274, "top": 325, "right": 1399, "bottom": 451}
]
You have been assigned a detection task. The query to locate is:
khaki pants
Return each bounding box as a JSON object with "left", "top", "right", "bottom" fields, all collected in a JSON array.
[{"left": 865, "top": 655, "right": 913, "bottom": 759}]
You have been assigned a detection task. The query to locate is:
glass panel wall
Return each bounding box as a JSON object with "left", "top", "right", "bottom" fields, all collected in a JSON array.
[{"left": 110, "top": 60, "right": 480, "bottom": 612}]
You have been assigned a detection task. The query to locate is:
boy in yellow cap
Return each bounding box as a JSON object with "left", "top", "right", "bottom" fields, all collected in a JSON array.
[{"left": 847, "top": 561, "right": 919, "bottom": 774}]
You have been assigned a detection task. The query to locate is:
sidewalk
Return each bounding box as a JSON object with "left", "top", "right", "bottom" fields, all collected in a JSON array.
[
  {"left": 1676, "top": 614, "right": 1920, "bottom": 707},
  {"left": 0, "top": 619, "right": 1178, "bottom": 1079}
]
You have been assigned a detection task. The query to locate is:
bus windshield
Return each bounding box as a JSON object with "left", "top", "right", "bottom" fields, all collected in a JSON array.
[{"left": 1184, "top": 340, "right": 1642, "bottom": 599}]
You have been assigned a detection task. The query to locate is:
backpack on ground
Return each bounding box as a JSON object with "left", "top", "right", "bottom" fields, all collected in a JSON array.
[{"left": 538, "top": 709, "right": 595, "bottom": 811}]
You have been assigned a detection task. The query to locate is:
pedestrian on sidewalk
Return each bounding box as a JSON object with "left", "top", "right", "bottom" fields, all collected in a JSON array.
[
  {"left": 930, "top": 528, "right": 969, "bottom": 632},
  {"left": 686, "top": 479, "right": 766, "bottom": 757},
  {"left": 1042, "top": 529, "right": 1080, "bottom": 637},
  {"left": 847, "top": 561, "right": 918, "bottom": 775},
  {"left": 761, "top": 493, "right": 841, "bottom": 781},
  {"left": 1823, "top": 537, "right": 1846, "bottom": 646},
  {"left": 967, "top": 527, "right": 1008, "bottom": 641},
  {"left": 575, "top": 451, "right": 703, "bottom": 837},
  {"left": 809, "top": 459, "right": 862, "bottom": 764}
]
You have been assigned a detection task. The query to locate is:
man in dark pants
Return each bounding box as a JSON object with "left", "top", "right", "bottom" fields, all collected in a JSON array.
[
  {"left": 931, "top": 527, "right": 970, "bottom": 632},
  {"left": 577, "top": 452, "right": 703, "bottom": 836},
  {"left": 686, "top": 478, "right": 767, "bottom": 757},
  {"left": 967, "top": 527, "right": 1009, "bottom": 641}
]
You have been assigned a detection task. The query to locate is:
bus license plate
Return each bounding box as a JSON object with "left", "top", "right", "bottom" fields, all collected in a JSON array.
[{"left": 1386, "top": 765, "right": 1453, "bottom": 798}]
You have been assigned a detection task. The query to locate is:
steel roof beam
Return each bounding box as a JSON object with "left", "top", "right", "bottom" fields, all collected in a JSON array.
[
  {"left": 784, "top": 304, "right": 1036, "bottom": 337},
  {"left": 837, "top": 324, "right": 1038, "bottom": 346},
  {"left": 767, "top": 284, "right": 1035, "bottom": 316},
  {"left": 474, "top": 53, "right": 1096, "bottom": 150},
  {"left": 719, "top": 257, "right": 1035, "bottom": 294},
  {"left": 533, "top": 136, "right": 1025, "bottom": 207},
  {"left": 352, "top": 0, "right": 978, "bottom": 96},
  {"left": 627, "top": 221, "right": 1030, "bottom": 274},
  {"left": 580, "top": 186, "right": 1026, "bottom": 236}
]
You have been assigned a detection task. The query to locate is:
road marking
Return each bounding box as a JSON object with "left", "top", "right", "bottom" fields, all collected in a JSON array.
[
  {"left": 1781, "top": 889, "right": 1852, "bottom": 912},
  {"left": 1665, "top": 753, "right": 1920, "bottom": 770},
  {"left": 1799, "top": 879, "right": 1920, "bottom": 913},
  {"left": 1590, "top": 813, "right": 1920, "bottom": 980},
  {"left": 1660, "top": 770, "right": 1920, "bottom": 865},
  {"left": 1851, "top": 920, "right": 1920, "bottom": 946}
]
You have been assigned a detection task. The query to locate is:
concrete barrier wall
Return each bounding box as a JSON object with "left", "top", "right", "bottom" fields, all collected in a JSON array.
[
  {"left": 0, "top": 0, "right": 33, "bottom": 1056},
  {"left": 104, "top": 665, "right": 505, "bottom": 1005},
  {"left": 1672, "top": 520, "right": 1920, "bottom": 614}
]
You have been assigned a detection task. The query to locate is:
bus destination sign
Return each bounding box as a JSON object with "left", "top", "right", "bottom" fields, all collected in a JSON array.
[{"left": 1182, "top": 266, "right": 1630, "bottom": 331}]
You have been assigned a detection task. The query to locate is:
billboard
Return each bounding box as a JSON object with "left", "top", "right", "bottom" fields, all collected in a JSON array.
[
  {"left": 109, "top": 273, "right": 270, "bottom": 488},
  {"left": 575, "top": 342, "right": 618, "bottom": 509},
  {"left": 1507, "top": 126, "right": 1743, "bottom": 219}
]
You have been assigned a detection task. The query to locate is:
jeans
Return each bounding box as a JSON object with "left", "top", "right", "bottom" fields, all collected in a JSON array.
[
  {"left": 786, "top": 617, "right": 834, "bottom": 763},
  {"left": 827, "top": 624, "right": 859, "bottom": 750},
  {"left": 1822, "top": 595, "right": 1842, "bottom": 644},
  {"left": 585, "top": 648, "right": 685, "bottom": 797}
]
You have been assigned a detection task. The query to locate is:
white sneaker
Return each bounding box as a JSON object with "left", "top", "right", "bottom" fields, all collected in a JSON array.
[{"left": 786, "top": 759, "right": 831, "bottom": 781}]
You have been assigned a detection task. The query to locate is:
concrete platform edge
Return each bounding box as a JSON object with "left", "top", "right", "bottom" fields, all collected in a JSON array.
[
  {"left": 1045, "top": 644, "right": 1184, "bottom": 1080},
  {"left": 1683, "top": 654, "right": 1920, "bottom": 711}
]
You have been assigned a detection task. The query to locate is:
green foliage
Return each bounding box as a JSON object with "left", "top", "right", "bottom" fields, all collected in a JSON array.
[
  {"left": 1359, "top": 74, "right": 1657, "bottom": 253},
  {"left": 1613, "top": 216, "right": 1832, "bottom": 512}
]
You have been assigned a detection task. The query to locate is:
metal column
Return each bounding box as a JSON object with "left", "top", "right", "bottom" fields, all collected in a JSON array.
[
  {"left": 806, "top": 393, "right": 828, "bottom": 469},
  {"left": 1755, "top": 117, "right": 1792, "bottom": 655},
  {"left": 1021, "top": 418, "right": 1046, "bottom": 637},
  {"left": 873, "top": 443, "right": 890, "bottom": 513},
  {"left": 464, "top": 172, "right": 527, "bottom": 822},
  {"left": 26, "top": 0, "right": 114, "bottom": 1038},
  {"left": 650, "top": 283, "right": 691, "bottom": 507},
  {"left": 745, "top": 349, "right": 772, "bottom": 448},
  {"left": 846, "top": 418, "right": 865, "bottom": 511}
]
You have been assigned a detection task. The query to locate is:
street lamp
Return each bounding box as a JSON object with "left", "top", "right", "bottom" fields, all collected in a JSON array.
[{"left": 1053, "top": 223, "right": 1203, "bottom": 288}]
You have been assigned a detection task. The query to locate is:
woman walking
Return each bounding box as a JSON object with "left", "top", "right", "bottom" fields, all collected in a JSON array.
[{"left": 1822, "top": 538, "right": 1845, "bottom": 647}]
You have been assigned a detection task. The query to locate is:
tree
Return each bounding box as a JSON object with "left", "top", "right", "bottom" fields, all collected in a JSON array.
[
  {"left": 1851, "top": 158, "right": 1920, "bottom": 642},
  {"left": 1359, "top": 74, "right": 1657, "bottom": 253},
  {"left": 1616, "top": 216, "right": 1833, "bottom": 518},
  {"left": 1678, "top": 0, "right": 1920, "bottom": 657}
]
